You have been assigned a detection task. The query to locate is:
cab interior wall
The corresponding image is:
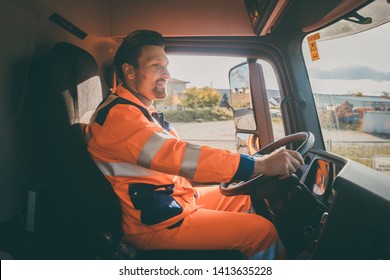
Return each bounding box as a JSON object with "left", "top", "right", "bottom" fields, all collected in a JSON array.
[
  {"left": 0, "top": 0, "right": 112, "bottom": 224},
  {"left": 0, "top": 1, "right": 39, "bottom": 224}
]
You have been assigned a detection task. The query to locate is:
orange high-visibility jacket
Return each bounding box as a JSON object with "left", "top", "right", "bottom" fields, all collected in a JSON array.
[{"left": 85, "top": 85, "right": 255, "bottom": 234}]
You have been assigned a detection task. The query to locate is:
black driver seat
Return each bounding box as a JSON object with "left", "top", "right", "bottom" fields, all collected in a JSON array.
[
  {"left": 32, "top": 42, "right": 240, "bottom": 259},
  {"left": 31, "top": 42, "right": 124, "bottom": 259}
]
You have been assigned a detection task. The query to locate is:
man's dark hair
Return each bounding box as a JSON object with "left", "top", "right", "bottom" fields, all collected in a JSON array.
[{"left": 114, "top": 30, "right": 165, "bottom": 83}]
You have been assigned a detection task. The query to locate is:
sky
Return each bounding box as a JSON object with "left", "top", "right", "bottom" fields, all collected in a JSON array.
[
  {"left": 167, "top": 55, "right": 244, "bottom": 89},
  {"left": 167, "top": 21, "right": 390, "bottom": 96},
  {"left": 303, "top": 21, "right": 390, "bottom": 96}
]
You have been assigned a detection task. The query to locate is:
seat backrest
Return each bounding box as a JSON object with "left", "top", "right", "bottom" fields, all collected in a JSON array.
[{"left": 32, "top": 42, "right": 123, "bottom": 257}]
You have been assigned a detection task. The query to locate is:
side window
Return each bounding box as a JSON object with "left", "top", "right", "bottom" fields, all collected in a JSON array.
[
  {"left": 164, "top": 55, "right": 285, "bottom": 155},
  {"left": 164, "top": 55, "right": 244, "bottom": 152}
]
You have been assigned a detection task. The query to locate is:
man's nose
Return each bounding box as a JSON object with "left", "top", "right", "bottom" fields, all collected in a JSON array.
[{"left": 161, "top": 67, "right": 170, "bottom": 79}]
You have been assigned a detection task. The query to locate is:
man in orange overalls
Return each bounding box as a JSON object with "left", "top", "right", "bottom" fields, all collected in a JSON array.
[{"left": 85, "top": 30, "right": 304, "bottom": 259}]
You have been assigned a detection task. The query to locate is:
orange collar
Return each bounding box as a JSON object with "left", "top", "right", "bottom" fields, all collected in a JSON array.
[{"left": 115, "top": 85, "right": 157, "bottom": 114}]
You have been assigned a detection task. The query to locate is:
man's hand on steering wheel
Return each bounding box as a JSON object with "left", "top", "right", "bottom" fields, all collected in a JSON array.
[
  {"left": 220, "top": 132, "right": 315, "bottom": 197},
  {"left": 253, "top": 148, "right": 304, "bottom": 180}
]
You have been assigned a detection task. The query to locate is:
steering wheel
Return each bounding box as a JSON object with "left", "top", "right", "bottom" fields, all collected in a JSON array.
[{"left": 220, "top": 131, "right": 315, "bottom": 197}]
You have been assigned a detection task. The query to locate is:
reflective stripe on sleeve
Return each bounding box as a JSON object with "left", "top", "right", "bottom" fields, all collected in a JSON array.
[
  {"left": 137, "top": 131, "right": 175, "bottom": 169},
  {"left": 94, "top": 160, "right": 160, "bottom": 177},
  {"left": 179, "top": 143, "right": 201, "bottom": 179}
]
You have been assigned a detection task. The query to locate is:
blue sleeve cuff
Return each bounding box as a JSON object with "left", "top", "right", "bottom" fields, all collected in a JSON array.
[{"left": 233, "top": 154, "right": 255, "bottom": 181}]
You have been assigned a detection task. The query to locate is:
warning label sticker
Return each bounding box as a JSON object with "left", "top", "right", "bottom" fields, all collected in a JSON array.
[
  {"left": 307, "top": 32, "right": 320, "bottom": 43},
  {"left": 307, "top": 32, "right": 321, "bottom": 61},
  {"left": 308, "top": 41, "right": 320, "bottom": 61}
]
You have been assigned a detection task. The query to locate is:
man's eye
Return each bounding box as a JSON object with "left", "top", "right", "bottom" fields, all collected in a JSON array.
[{"left": 153, "top": 64, "right": 167, "bottom": 71}]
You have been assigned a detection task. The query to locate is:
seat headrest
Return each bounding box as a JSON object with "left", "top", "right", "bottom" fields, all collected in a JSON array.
[{"left": 47, "top": 42, "right": 103, "bottom": 124}]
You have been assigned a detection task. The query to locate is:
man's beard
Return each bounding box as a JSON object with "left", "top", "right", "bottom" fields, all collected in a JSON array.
[
  {"left": 153, "top": 88, "right": 167, "bottom": 99},
  {"left": 153, "top": 80, "right": 167, "bottom": 99}
]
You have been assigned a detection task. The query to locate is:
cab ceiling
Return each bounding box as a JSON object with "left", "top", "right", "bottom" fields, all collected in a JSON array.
[
  {"left": 109, "top": 0, "right": 255, "bottom": 37},
  {"left": 14, "top": 0, "right": 372, "bottom": 39}
]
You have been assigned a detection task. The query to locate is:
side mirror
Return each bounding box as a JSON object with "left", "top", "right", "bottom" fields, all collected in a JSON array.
[{"left": 228, "top": 62, "right": 256, "bottom": 131}]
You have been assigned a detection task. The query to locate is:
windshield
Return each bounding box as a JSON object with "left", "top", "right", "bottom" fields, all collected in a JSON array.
[
  {"left": 315, "top": 0, "right": 390, "bottom": 41},
  {"left": 303, "top": 0, "right": 390, "bottom": 175}
]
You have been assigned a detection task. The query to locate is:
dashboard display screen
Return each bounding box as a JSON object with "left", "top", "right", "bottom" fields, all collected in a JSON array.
[{"left": 313, "top": 160, "right": 330, "bottom": 195}]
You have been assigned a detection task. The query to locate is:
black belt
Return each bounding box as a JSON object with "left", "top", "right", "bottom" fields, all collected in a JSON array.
[{"left": 167, "top": 218, "right": 184, "bottom": 229}]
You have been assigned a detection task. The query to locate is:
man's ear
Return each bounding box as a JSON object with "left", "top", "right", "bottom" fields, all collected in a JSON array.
[{"left": 122, "top": 63, "right": 135, "bottom": 81}]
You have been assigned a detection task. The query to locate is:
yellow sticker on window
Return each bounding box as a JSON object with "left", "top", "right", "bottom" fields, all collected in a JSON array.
[
  {"left": 307, "top": 32, "right": 320, "bottom": 42},
  {"left": 308, "top": 41, "right": 320, "bottom": 61},
  {"left": 308, "top": 32, "right": 320, "bottom": 61}
]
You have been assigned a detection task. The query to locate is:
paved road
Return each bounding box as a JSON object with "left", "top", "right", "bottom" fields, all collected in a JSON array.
[
  {"left": 173, "top": 121, "right": 236, "bottom": 140},
  {"left": 172, "top": 120, "right": 389, "bottom": 142}
]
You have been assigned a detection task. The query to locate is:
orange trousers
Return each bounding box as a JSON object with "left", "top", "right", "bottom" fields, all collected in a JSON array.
[{"left": 125, "top": 186, "right": 285, "bottom": 259}]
